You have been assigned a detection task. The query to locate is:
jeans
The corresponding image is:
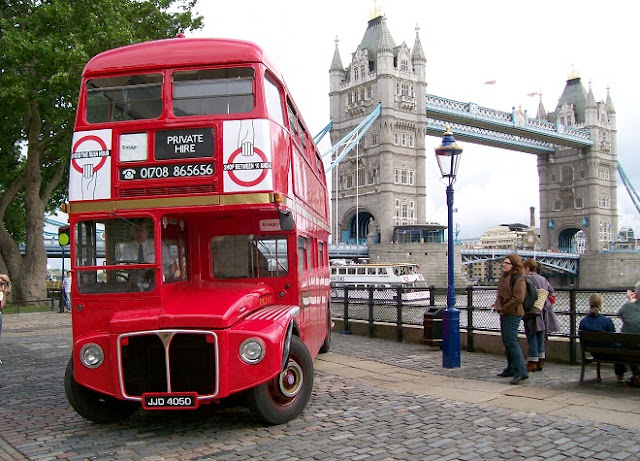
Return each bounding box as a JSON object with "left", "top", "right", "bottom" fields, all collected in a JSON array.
[
  {"left": 500, "top": 314, "right": 528, "bottom": 378},
  {"left": 526, "top": 330, "right": 545, "bottom": 360}
]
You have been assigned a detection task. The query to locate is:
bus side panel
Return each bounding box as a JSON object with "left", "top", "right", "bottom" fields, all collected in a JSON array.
[{"left": 269, "top": 120, "right": 291, "bottom": 196}]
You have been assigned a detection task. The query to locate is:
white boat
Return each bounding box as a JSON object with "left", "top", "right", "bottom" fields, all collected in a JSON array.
[{"left": 330, "top": 262, "right": 429, "bottom": 305}]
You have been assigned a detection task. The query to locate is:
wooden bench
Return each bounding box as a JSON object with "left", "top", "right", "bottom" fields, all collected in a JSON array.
[{"left": 578, "top": 331, "right": 640, "bottom": 385}]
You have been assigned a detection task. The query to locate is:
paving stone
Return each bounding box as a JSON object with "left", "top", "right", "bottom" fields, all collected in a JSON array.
[{"left": 1, "top": 312, "right": 640, "bottom": 460}]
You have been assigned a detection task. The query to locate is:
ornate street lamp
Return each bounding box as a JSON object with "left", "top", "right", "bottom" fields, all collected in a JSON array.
[{"left": 435, "top": 125, "right": 463, "bottom": 368}]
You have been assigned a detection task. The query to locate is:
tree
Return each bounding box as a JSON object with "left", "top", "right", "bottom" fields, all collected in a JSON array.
[{"left": 0, "top": 0, "right": 202, "bottom": 302}]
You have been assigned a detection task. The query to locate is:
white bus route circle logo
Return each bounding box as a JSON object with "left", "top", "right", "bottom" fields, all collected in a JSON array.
[
  {"left": 224, "top": 147, "right": 271, "bottom": 187},
  {"left": 71, "top": 135, "right": 108, "bottom": 173}
]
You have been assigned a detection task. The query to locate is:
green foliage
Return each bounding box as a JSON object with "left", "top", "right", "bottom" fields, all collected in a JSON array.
[{"left": 0, "top": 0, "right": 202, "bottom": 242}]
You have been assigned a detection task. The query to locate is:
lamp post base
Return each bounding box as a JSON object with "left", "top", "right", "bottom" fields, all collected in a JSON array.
[{"left": 442, "top": 307, "right": 461, "bottom": 368}]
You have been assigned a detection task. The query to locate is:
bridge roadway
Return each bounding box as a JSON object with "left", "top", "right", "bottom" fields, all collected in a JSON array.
[
  {"left": 425, "top": 94, "right": 594, "bottom": 154},
  {"left": 1, "top": 311, "right": 639, "bottom": 460}
]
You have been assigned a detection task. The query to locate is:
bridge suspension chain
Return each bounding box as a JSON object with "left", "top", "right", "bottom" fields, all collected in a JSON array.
[{"left": 617, "top": 164, "right": 640, "bottom": 215}]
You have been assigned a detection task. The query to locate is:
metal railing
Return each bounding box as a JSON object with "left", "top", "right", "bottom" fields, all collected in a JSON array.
[{"left": 331, "top": 284, "right": 631, "bottom": 364}]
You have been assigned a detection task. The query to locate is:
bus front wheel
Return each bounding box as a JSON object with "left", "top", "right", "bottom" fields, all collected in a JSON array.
[
  {"left": 64, "top": 358, "right": 138, "bottom": 423},
  {"left": 247, "top": 336, "right": 313, "bottom": 425}
]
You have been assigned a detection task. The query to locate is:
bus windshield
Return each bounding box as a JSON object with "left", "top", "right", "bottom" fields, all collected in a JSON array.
[
  {"left": 74, "top": 216, "right": 188, "bottom": 294},
  {"left": 86, "top": 74, "right": 163, "bottom": 123},
  {"left": 172, "top": 67, "right": 255, "bottom": 116}
]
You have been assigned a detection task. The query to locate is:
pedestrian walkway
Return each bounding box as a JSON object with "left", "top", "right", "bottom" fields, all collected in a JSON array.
[
  {"left": 1, "top": 312, "right": 639, "bottom": 460},
  {"left": 320, "top": 334, "right": 640, "bottom": 430}
]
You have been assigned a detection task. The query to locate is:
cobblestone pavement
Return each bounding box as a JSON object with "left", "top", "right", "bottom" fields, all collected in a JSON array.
[{"left": 0, "top": 312, "right": 639, "bottom": 461}]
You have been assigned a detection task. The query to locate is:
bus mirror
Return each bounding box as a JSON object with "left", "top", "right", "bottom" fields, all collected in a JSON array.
[{"left": 279, "top": 210, "right": 294, "bottom": 231}]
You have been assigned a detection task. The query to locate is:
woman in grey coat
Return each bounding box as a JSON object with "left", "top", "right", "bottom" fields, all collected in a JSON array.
[{"left": 523, "top": 259, "right": 559, "bottom": 372}]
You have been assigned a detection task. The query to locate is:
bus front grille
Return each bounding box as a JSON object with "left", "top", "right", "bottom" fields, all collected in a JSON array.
[{"left": 119, "top": 331, "right": 218, "bottom": 398}]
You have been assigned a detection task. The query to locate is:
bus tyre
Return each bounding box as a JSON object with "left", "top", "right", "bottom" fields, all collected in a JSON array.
[
  {"left": 319, "top": 305, "right": 331, "bottom": 354},
  {"left": 247, "top": 336, "right": 313, "bottom": 425},
  {"left": 64, "top": 358, "right": 138, "bottom": 424}
]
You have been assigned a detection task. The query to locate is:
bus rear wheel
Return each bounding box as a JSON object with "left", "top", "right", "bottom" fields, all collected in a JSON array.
[
  {"left": 247, "top": 336, "right": 313, "bottom": 425},
  {"left": 64, "top": 358, "right": 138, "bottom": 423}
]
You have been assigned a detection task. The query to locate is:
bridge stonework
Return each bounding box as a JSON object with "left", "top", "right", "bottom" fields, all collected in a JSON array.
[
  {"left": 369, "top": 243, "right": 469, "bottom": 288},
  {"left": 330, "top": 13, "right": 619, "bottom": 256},
  {"left": 538, "top": 76, "right": 618, "bottom": 253},
  {"left": 577, "top": 253, "right": 640, "bottom": 289},
  {"left": 329, "top": 15, "right": 427, "bottom": 244}
]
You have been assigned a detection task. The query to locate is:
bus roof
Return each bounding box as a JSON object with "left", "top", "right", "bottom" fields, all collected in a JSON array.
[{"left": 83, "top": 37, "right": 283, "bottom": 79}]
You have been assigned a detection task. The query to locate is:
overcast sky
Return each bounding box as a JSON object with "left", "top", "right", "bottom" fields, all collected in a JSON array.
[{"left": 189, "top": 0, "right": 639, "bottom": 240}]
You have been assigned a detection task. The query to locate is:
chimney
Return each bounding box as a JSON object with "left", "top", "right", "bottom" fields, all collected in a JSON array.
[{"left": 530, "top": 206, "right": 536, "bottom": 228}]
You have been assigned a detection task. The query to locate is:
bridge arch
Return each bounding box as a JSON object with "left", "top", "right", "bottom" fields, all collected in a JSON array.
[
  {"left": 556, "top": 226, "right": 584, "bottom": 253},
  {"left": 342, "top": 208, "right": 376, "bottom": 244}
]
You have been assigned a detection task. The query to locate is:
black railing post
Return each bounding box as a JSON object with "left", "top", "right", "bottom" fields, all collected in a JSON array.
[
  {"left": 569, "top": 285, "right": 577, "bottom": 365},
  {"left": 368, "top": 287, "right": 374, "bottom": 337},
  {"left": 429, "top": 284, "right": 435, "bottom": 306},
  {"left": 396, "top": 287, "right": 403, "bottom": 342},
  {"left": 341, "top": 286, "right": 351, "bottom": 334},
  {"left": 467, "top": 285, "right": 475, "bottom": 352}
]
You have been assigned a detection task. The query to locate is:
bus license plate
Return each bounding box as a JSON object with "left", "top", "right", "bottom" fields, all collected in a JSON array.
[{"left": 142, "top": 393, "right": 198, "bottom": 410}]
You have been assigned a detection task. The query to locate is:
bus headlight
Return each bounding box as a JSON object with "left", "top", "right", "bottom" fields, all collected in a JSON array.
[
  {"left": 80, "top": 343, "right": 104, "bottom": 369},
  {"left": 239, "top": 338, "right": 265, "bottom": 364}
]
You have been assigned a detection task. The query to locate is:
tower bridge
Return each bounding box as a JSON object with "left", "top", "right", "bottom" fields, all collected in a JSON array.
[{"left": 329, "top": 13, "right": 620, "bottom": 255}]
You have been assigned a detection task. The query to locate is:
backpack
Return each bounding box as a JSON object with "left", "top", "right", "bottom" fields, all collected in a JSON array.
[{"left": 512, "top": 275, "right": 538, "bottom": 312}]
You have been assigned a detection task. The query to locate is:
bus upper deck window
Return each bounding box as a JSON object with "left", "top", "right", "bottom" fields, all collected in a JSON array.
[
  {"left": 173, "top": 68, "right": 255, "bottom": 116},
  {"left": 85, "top": 74, "right": 163, "bottom": 123}
]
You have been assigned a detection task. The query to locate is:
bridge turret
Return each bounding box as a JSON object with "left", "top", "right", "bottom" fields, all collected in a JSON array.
[
  {"left": 606, "top": 86, "right": 616, "bottom": 130},
  {"left": 329, "top": 37, "right": 345, "bottom": 123},
  {"left": 585, "top": 84, "right": 597, "bottom": 126},
  {"left": 411, "top": 26, "right": 426, "bottom": 82}
]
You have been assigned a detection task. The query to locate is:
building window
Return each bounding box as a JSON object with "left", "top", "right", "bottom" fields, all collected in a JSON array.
[
  {"left": 598, "top": 167, "right": 610, "bottom": 180},
  {"left": 599, "top": 194, "right": 610, "bottom": 209},
  {"left": 554, "top": 199, "right": 561, "bottom": 211},
  {"left": 366, "top": 170, "right": 374, "bottom": 185},
  {"left": 400, "top": 59, "right": 409, "bottom": 71},
  {"left": 575, "top": 197, "right": 584, "bottom": 209},
  {"left": 367, "top": 86, "right": 372, "bottom": 99},
  {"left": 562, "top": 166, "right": 574, "bottom": 184},
  {"left": 372, "top": 132, "right": 378, "bottom": 146}
]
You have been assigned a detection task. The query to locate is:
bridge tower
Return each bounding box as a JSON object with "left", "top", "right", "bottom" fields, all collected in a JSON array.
[
  {"left": 539, "top": 73, "right": 618, "bottom": 253},
  {"left": 329, "top": 12, "right": 427, "bottom": 244}
]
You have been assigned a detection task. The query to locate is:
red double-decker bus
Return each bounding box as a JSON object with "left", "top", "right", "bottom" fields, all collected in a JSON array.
[{"left": 64, "top": 37, "right": 331, "bottom": 425}]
